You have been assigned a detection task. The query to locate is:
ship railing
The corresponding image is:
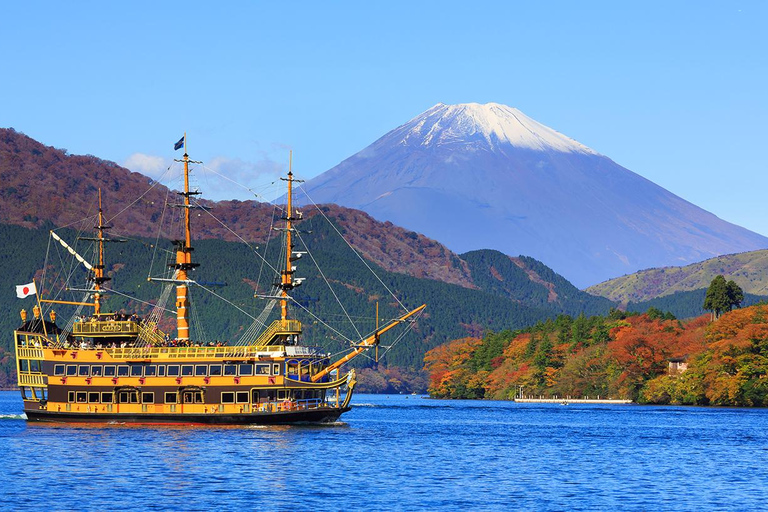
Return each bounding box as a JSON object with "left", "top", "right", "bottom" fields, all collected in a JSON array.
[
  {"left": 104, "top": 344, "right": 288, "bottom": 360},
  {"left": 254, "top": 398, "right": 323, "bottom": 413},
  {"left": 73, "top": 320, "right": 140, "bottom": 336},
  {"left": 18, "top": 372, "right": 46, "bottom": 387},
  {"left": 294, "top": 398, "right": 322, "bottom": 410},
  {"left": 14, "top": 332, "right": 47, "bottom": 359}
]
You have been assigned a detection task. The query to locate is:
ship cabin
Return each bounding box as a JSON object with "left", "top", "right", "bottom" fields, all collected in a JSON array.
[{"left": 15, "top": 313, "right": 351, "bottom": 422}]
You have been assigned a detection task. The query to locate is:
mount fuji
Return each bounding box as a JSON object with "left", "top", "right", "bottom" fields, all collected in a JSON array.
[{"left": 300, "top": 103, "right": 768, "bottom": 288}]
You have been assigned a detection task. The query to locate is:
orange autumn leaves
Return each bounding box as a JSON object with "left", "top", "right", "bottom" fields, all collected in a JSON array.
[{"left": 424, "top": 306, "right": 768, "bottom": 405}]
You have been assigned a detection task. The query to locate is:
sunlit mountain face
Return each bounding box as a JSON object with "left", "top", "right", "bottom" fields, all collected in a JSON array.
[{"left": 301, "top": 102, "right": 768, "bottom": 288}]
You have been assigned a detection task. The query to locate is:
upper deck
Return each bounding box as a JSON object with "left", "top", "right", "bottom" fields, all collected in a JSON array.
[{"left": 14, "top": 330, "right": 324, "bottom": 362}]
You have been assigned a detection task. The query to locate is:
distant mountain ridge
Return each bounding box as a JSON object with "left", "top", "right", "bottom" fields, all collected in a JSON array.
[
  {"left": 587, "top": 249, "right": 768, "bottom": 304},
  {"left": 301, "top": 102, "right": 768, "bottom": 287}
]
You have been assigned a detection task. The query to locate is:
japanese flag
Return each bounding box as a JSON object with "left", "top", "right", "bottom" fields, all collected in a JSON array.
[{"left": 16, "top": 282, "right": 36, "bottom": 299}]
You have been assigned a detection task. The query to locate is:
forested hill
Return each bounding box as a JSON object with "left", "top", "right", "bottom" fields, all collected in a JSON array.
[
  {"left": 0, "top": 221, "right": 616, "bottom": 388},
  {"left": 0, "top": 127, "right": 471, "bottom": 288},
  {"left": 462, "top": 250, "right": 611, "bottom": 314},
  {"left": 587, "top": 249, "right": 768, "bottom": 304}
]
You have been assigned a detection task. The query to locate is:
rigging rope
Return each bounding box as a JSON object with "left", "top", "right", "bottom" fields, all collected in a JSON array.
[
  {"left": 294, "top": 228, "right": 363, "bottom": 342},
  {"left": 297, "top": 186, "right": 408, "bottom": 313}
]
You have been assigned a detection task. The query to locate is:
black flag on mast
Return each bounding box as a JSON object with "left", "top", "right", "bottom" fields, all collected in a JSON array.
[{"left": 174, "top": 135, "right": 185, "bottom": 151}]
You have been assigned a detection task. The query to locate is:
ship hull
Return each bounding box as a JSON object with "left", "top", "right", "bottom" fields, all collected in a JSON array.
[{"left": 24, "top": 406, "right": 350, "bottom": 425}]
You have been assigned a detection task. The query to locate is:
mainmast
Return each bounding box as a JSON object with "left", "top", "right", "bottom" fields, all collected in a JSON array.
[
  {"left": 171, "top": 134, "right": 200, "bottom": 341},
  {"left": 278, "top": 152, "right": 304, "bottom": 322}
]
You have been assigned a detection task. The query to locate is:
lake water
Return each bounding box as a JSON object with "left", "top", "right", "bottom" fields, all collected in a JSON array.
[{"left": 1, "top": 391, "right": 766, "bottom": 511}]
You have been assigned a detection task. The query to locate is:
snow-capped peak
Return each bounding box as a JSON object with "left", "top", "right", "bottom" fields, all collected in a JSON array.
[{"left": 400, "top": 102, "right": 597, "bottom": 154}]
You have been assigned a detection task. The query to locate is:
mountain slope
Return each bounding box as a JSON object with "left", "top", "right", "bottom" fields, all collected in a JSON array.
[
  {"left": 0, "top": 127, "right": 472, "bottom": 287},
  {"left": 462, "top": 250, "right": 613, "bottom": 315},
  {"left": 587, "top": 249, "right": 768, "bottom": 303},
  {"left": 301, "top": 102, "right": 768, "bottom": 288}
]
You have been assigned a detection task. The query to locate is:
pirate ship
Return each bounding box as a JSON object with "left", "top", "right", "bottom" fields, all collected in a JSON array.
[{"left": 13, "top": 138, "right": 425, "bottom": 424}]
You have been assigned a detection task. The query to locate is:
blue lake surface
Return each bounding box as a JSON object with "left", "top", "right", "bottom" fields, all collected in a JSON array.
[{"left": 1, "top": 390, "right": 767, "bottom": 511}]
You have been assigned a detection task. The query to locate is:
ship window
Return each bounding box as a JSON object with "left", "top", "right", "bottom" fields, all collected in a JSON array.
[
  {"left": 224, "top": 364, "right": 237, "bottom": 376},
  {"left": 167, "top": 366, "right": 180, "bottom": 377},
  {"left": 255, "top": 364, "right": 270, "bottom": 375},
  {"left": 130, "top": 365, "right": 143, "bottom": 377},
  {"left": 54, "top": 364, "right": 65, "bottom": 376},
  {"left": 141, "top": 392, "right": 154, "bottom": 404},
  {"left": 104, "top": 366, "right": 116, "bottom": 377},
  {"left": 88, "top": 392, "right": 100, "bottom": 403},
  {"left": 221, "top": 392, "right": 235, "bottom": 404},
  {"left": 181, "top": 365, "right": 194, "bottom": 377},
  {"left": 79, "top": 365, "right": 90, "bottom": 377},
  {"left": 66, "top": 365, "right": 77, "bottom": 376},
  {"left": 164, "top": 392, "right": 177, "bottom": 404},
  {"left": 101, "top": 392, "right": 113, "bottom": 403},
  {"left": 209, "top": 365, "right": 222, "bottom": 376},
  {"left": 273, "top": 364, "right": 280, "bottom": 375},
  {"left": 117, "top": 366, "right": 129, "bottom": 377},
  {"left": 68, "top": 391, "right": 75, "bottom": 403},
  {"left": 277, "top": 390, "right": 287, "bottom": 400},
  {"left": 118, "top": 390, "right": 138, "bottom": 404},
  {"left": 158, "top": 366, "right": 166, "bottom": 377},
  {"left": 76, "top": 391, "right": 87, "bottom": 403},
  {"left": 238, "top": 364, "right": 253, "bottom": 376},
  {"left": 195, "top": 365, "right": 207, "bottom": 376},
  {"left": 145, "top": 365, "right": 157, "bottom": 377},
  {"left": 91, "top": 366, "right": 103, "bottom": 376},
  {"left": 236, "top": 391, "right": 249, "bottom": 404},
  {"left": 182, "top": 390, "right": 203, "bottom": 404}
]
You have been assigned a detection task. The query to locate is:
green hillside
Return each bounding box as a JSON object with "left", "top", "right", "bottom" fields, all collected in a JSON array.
[
  {"left": 586, "top": 250, "right": 768, "bottom": 303},
  {"left": 462, "top": 250, "right": 613, "bottom": 315},
  {"left": 2, "top": 220, "right": 617, "bottom": 386}
]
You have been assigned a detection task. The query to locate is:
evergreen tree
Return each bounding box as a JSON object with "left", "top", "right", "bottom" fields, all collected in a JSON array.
[{"left": 704, "top": 275, "right": 743, "bottom": 320}]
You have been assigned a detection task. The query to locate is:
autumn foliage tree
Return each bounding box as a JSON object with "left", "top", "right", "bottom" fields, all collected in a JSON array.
[{"left": 424, "top": 305, "right": 768, "bottom": 406}]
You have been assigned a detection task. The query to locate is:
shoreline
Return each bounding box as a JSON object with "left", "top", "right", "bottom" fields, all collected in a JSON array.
[{"left": 514, "top": 398, "right": 633, "bottom": 404}]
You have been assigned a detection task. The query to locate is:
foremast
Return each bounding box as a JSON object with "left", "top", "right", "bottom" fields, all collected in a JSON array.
[
  {"left": 92, "top": 189, "right": 110, "bottom": 315},
  {"left": 171, "top": 134, "right": 200, "bottom": 342}
]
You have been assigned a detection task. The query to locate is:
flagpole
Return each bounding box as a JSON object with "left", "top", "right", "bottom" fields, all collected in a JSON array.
[{"left": 33, "top": 279, "right": 48, "bottom": 339}]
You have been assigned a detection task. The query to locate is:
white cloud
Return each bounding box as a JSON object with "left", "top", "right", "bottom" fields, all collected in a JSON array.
[
  {"left": 123, "top": 152, "right": 287, "bottom": 202},
  {"left": 123, "top": 153, "right": 170, "bottom": 180},
  {"left": 195, "top": 155, "right": 286, "bottom": 202}
]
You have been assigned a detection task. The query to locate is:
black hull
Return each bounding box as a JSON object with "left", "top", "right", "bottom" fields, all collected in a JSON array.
[{"left": 25, "top": 407, "right": 350, "bottom": 425}]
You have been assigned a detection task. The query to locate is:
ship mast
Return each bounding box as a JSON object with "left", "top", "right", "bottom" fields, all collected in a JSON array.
[
  {"left": 278, "top": 152, "right": 304, "bottom": 321},
  {"left": 92, "top": 188, "right": 111, "bottom": 315},
  {"left": 172, "top": 134, "right": 199, "bottom": 341}
]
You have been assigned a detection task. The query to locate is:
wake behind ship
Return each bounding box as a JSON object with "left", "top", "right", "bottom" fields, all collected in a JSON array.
[{"left": 13, "top": 137, "right": 425, "bottom": 424}]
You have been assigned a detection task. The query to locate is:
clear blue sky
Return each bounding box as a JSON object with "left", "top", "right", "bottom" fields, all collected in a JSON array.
[{"left": 2, "top": 2, "right": 767, "bottom": 234}]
